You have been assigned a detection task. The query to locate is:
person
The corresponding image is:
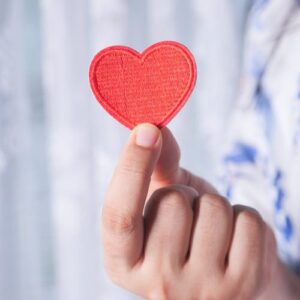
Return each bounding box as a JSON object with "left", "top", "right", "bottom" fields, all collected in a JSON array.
[{"left": 101, "top": 0, "right": 300, "bottom": 299}]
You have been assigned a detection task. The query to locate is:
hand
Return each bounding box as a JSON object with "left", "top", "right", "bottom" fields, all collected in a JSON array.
[{"left": 101, "top": 124, "right": 300, "bottom": 300}]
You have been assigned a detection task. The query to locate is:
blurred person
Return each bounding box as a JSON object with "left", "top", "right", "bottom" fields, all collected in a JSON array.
[{"left": 101, "top": 0, "right": 300, "bottom": 299}]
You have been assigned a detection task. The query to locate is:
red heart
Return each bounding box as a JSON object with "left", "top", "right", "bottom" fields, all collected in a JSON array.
[{"left": 89, "top": 41, "right": 197, "bottom": 129}]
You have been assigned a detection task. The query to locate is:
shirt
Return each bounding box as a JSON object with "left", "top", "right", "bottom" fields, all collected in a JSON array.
[{"left": 220, "top": 0, "right": 300, "bottom": 274}]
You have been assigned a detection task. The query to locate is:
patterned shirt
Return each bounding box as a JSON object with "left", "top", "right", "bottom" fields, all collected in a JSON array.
[{"left": 220, "top": 0, "right": 300, "bottom": 274}]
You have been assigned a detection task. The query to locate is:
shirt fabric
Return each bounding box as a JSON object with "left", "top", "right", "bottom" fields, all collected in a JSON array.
[{"left": 220, "top": 0, "right": 300, "bottom": 274}]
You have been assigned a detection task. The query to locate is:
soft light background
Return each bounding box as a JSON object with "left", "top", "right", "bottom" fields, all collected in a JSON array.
[{"left": 0, "top": 0, "right": 250, "bottom": 299}]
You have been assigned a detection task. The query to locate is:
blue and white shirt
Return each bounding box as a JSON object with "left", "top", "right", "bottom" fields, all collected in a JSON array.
[{"left": 220, "top": 0, "right": 300, "bottom": 274}]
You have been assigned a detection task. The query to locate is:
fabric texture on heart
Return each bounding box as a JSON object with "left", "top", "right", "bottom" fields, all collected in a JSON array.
[{"left": 89, "top": 41, "right": 197, "bottom": 129}]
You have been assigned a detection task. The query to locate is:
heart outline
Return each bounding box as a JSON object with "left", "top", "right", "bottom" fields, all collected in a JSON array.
[{"left": 89, "top": 41, "right": 197, "bottom": 129}]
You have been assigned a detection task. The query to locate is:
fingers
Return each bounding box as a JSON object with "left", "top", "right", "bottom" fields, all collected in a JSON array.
[
  {"left": 150, "top": 127, "right": 218, "bottom": 195},
  {"left": 226, "top": 205, "right": 266, "bottom": 294},
  {"left": 151, "top": 127, "right": 181, "bottom": 183},
  {"left": 188, "top": 194, "right": 233, "bottom": 273},
  {"left": 143, "top": 185, "right": 198, "bottom": 268},
  {"left": 102, "top": 123, "right": 162, "bottom": 269}
]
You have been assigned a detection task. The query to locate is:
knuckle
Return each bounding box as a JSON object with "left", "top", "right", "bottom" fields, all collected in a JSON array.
[
  {"left": 235, "top": 206, "right": 264, "bottom": 233},
  {"left": 118, "top": 145, "right": 153, "bottom": 179},
  {"left": 200, "top": 193, "right": 231, "bottom": 215},
  {"left": 151, "top": 186, "right": 191, "bottom": 213},
  {"left": 102, "top": 206, "right": 138, "bottom": 235},
  {"left": 118, "top": 159, "right": 148, "bottom": 177}
]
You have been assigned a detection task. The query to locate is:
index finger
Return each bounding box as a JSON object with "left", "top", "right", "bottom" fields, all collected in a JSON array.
[{"left": 102, "top": 123, "right": 162, "bottom": 269}]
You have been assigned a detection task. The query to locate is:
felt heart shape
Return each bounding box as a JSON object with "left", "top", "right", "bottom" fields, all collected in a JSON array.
[{"left": 89, "top": 41, "right": 197, "bottom": 129}]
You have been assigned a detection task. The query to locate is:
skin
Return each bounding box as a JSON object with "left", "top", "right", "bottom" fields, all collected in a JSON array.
[{"left": 101, "top": 123, "right": 300, "bottom": 300}]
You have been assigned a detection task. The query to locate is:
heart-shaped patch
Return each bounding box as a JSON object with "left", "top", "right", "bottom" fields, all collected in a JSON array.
[{"left": 89, "top": 41, "right": 197, "bottom": 129}]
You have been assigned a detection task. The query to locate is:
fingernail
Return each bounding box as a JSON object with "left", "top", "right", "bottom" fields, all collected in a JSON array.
[{"left": 135, "top": 124, "right": 160, "bottom": 148}]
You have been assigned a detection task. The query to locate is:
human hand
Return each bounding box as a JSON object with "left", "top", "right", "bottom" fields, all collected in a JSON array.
[{"left": 101, "top": 124, "right": 300, "bottom": 300}]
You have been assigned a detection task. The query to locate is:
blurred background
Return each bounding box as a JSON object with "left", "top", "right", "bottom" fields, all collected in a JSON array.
[{"left": 0, "top": 0, "right": 250, "bottom": 299}]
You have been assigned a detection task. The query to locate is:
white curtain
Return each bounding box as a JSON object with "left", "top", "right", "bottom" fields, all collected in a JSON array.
[{"left": 0, "top": 0, "right": 250, "bottom": 299}]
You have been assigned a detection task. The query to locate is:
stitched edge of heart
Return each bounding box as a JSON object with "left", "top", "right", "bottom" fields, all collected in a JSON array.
[{"left": 89, "top": 41, "right": 197, "bottom": 129}]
